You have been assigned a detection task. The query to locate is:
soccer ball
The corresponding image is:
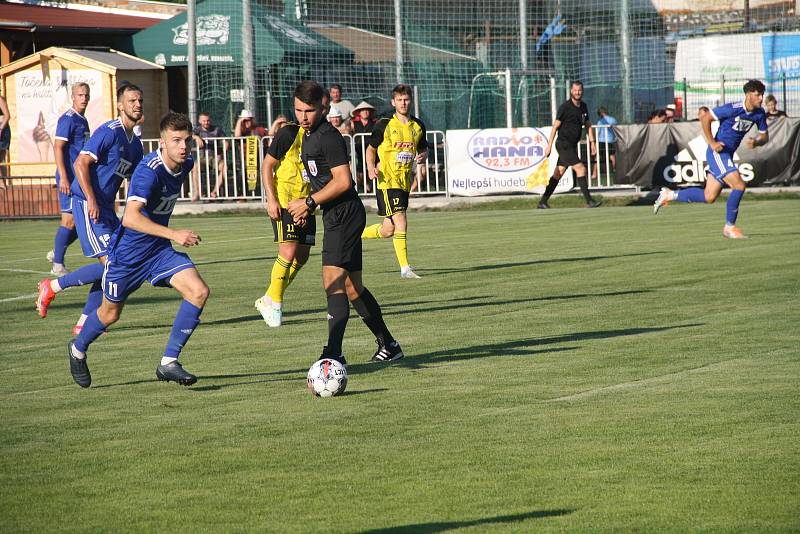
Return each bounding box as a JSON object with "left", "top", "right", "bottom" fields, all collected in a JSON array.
[{"left": 307, "top": 359, "right": 348, "bottom": 397}]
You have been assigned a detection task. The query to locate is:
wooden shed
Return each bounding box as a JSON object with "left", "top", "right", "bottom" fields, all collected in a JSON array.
[{"left": 0, "top": 47, "right": 167, "bottom": 177}]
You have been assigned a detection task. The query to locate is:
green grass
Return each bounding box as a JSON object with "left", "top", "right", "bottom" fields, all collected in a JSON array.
[{"left": 1, "top": 199, "right": 799, "bottom": 532}]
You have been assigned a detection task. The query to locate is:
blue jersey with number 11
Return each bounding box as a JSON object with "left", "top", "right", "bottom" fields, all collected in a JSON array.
[{"left": 109, "top": 150, "right": 194, "bottom": 262}]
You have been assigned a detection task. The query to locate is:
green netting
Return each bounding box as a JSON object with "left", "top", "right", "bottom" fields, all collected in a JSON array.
[{"left": 129, "top": 0, "right": 800, "bottom": 131}]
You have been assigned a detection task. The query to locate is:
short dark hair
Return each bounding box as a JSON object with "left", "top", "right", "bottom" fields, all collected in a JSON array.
[
  {"left": 743, "top": 79, "right": 765, "bottom": 94},
  {"left": 571, "top": 80, "right": 584, "bottom": 88},
  {"left": 329, "top": 83, "right": 342, "bottom": 92},
  {"left": 392, "top": 84, "right": 413, "bottom": 97},
  {"left": 159, "top": 112, "right": 192, "bottom": 134},
  {"left": 597, "top": 106, "right": 608, "bottom": 116},
  {"left": 294, "top": 80, "right": 324, "bottom": 107},
  {"left": 116, "top": 82, "right": 142, "bottom": 101},
  {"left": 699, "top": 106, "right": 710, "bottom": 112},
  {"left": 765, "top": 94, "right": 776, "bottom": 104},
  {"left": 198, "top": 111, "right": 211, "bottom": 118}
]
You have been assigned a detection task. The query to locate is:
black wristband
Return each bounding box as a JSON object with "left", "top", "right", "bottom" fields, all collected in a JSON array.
[{"left": 305, "top": 196, "right": 317, "bottom": 211}]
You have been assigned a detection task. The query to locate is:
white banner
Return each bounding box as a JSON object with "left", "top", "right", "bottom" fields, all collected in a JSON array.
[{"left": 445, "top": 127, "right": 574, "bottom": 196}]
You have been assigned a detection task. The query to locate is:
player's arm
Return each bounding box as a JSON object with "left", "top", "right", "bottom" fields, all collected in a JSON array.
[
  {"left": 53, "top": 139, "right": 71, "bottom": 195},
  {"left": 287, "top": 134, "right": 351, "bottom": 221},
  {"left": 544, "top": 119, "right": 561, "bottom": 157},
  {"left": 745, "top": 115, "right": 769, "bottom": 148},
  {"left": 261, "top": 154, "right": 281, "bottom": 220},
  {"left": 192, "top": 133, "right": 205, "bottom": 149},
  {"left": 414, "top": 118, "right": 429, "bottom": 163},
  {"left": 73, "top": 153, "right": 99, "bottom": 220},
  {"left": 366, "top": 119, "right": 388, "bottom": 180},
  {"left": 122, "top": 201, "right": 200, "bottom": 247}
]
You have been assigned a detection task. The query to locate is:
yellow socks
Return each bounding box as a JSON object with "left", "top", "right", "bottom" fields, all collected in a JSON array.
[
  {"left": 266, "top": 255, "right": 292, "bottom": 303},
  {"left": 362, "top": 223, "right": 384, "bottom": 239},
  {"left": 393, "top": 231, "right": 409, "bottom": 269},
  {"left": 286, "top": 259, "right": 303, "bottom": 287}
]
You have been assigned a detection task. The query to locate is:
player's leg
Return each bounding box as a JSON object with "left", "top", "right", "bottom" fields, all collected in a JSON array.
[
  {"left": 36, "top": 200, "right": 111, "bottom": 318},
  {"left": 67, "top": 296, "right": 125, "bottom": 388},
  {"left": 286, "top": 244, "right": 310, "bottom": 287},
  {"left": 190, "top": 161, "right": 201, "bottom": 202},
  {"left": 362, "top": 188, "right": 394, "bottom": 239},
  {"left": 322, "top": 265, "right": 350, "bottom": 364},
  {"left": 572, "top": 161, "right": 600, "bottom": 207},
  {"left": 157, "top": 266, "right": 209, "bottom": 385},
  {"left": 390, "top": 209, "right": 419, "bottom": 279},
  {"left": 345, "top": 270, "right": 403, "bottom": 362},
  {"left": 539, "top": 164, "right": 565, "bottom": 208},
  {"left": 722, "top": 171, "right": 748, "bottom": 239},
  {"left": 50, "top": 194, "right": 78, "bottom": 275}
]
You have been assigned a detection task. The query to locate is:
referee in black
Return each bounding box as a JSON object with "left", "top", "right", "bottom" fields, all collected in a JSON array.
[
  {"left": 287, "top": 81, "right": 404, "bottom": 364},
  {"left": 540, "top": 80, "right": 601, "bottom": 208}
]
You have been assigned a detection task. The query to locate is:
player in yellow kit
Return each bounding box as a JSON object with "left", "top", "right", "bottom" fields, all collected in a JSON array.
[
  {"left": 362, "top": 84, "right": 427, "bottom": 279},
  {"left": 255, "top": 121, "right": 314, "bottom": 327}
]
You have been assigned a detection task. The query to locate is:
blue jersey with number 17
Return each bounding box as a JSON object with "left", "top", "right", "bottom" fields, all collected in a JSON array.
[
  {"left": 72, "top": 118, "right": 143, "bottom": 210},
  {"left": 711, "top": 101, "right": 768, "bottom": 154},
  {"left": 109, "top": 150, "right": 194, "bottom": 263}
]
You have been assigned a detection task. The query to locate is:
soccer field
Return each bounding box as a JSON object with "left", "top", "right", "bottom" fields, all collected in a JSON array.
[{"left": 1, "top": 200, "right": 798, "bottom": 532}]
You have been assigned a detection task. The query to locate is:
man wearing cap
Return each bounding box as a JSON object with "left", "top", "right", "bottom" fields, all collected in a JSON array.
[
  {"left": 328, "top": 107, "right": 351, "bottom": 136},
  {"left": 235, "top": 109, "right": 267, "bottom": 137},
  {"left": 665, "top": 104, "right": 678, "bottom": 123},
  {"left": 351, "top": 101, "right": 376, "bottom": 189}
]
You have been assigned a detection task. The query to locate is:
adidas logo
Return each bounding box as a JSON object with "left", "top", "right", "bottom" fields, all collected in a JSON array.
[
  {"left": 180, "top": 329, "right": 193, "bottom": 334},
  {"left": 326, "top": 314, "right": 334, "bottom": 320},
  {"left": 663, "top": 134, "right": 754, "bottom": 184}
]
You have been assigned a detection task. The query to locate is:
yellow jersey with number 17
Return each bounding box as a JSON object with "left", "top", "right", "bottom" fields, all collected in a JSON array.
[
  {"left": 266, "top": 123, "right": 309, "bottom": 207},
  {"left": 368, "top": 114, "right": 427, "bottom": 191}
]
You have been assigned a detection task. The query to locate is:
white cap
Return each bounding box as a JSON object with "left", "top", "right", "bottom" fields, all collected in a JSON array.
[
  {"left": 666, "top": 104, "right": 676, "bottom": 111},
  {"left": 239, "top": 109, "right": 254, "bottom": 119},
  {"left": 328, "top": 106, "right": 343, "bottom": 118}
]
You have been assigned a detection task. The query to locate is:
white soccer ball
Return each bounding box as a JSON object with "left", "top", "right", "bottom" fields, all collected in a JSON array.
[{"left": 307, "top": 358, "right": 348, "bottom": 397}]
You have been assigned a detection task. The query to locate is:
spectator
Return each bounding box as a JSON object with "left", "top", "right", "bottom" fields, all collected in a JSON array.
[
  {"left": 765, "top": 94, "right": 787, "bottom": 120},
  {"left": 0, "top": 94, "right": 10, "bottom": 185},
  {"left": 268, "top": 115, "right": 289, "bottom": 137},
  {"left": 694, "top": 106, "right": 711, "bottom": 122},
  {"left": 329, "top": 84, "right": 354, "bottom": 125},
  {"left": 192, "top": 111, "right": 229, "bottom": 200},
  {"left": 235, "top": 109, "right": 267, "bottom": 137},
  {"left": 665, "top": 103, "right": 678, "bottom": 122},
  {"left": 351, "top": 101, "right": 377, "bottom": 190},
  {"left": 328, "top": 107, "right": 351, "bottom": 136},
  {"left": 647, "top": 109, "right": 667, "bottom": 124},
  {"left": 592, "top": 106, "right": 617, "bottom": 181}
]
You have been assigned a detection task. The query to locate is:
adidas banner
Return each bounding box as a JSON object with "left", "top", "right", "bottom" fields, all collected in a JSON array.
[{"left": 614, "top": 118, "right": 800, "bottom": 188}]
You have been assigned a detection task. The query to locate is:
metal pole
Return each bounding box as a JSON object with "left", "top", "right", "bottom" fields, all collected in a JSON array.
[
  {"left": 413, "top": 85, "right": 420, "bottom": 117},
  {"left": 242, "top": 0, "right": 256, "bottom": 115},
  {"left": 683, "top": 77, "right": 688, "bottom": 120},
  {"left": 394, "top": 0, "right": 404, "bottom": 84},
  {"left": 565, "top": 78, "right": 570, "bottom": 101},
  {"left": 266, "top": 90, "right": 273, "bottom": 130},
  {"left": 519, "top": 0, "right": 528, "bottom": 126},
  {"left": 744, "top": 0, "right": 750, "bottom": 30},
  {"left": 721, "top": 74, "right": 726, "bottom": 104},
  {"left": 782, "top": 72, "right": 787, "bottom": 111},
  {"left": 187, "top": 0, "right": 197, "bottom": 124},
  {"left": 550, "top": 76, "right": 557, "bottom": 123},
  {"left": 620, "top": 0, "right": 633, "bottom": 123},
  {"left": 505, "top": 68, "right": 513, "bottom": 128}
]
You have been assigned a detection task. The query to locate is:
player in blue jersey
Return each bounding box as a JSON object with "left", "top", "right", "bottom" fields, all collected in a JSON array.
[
  {"left": 46, "top": 83, "right": 91, "bottom": 276},
  {"left": 654, "top": 79, "right": 769, "bottom": 239},
  {"left": 66, "top": 112, "right": 208, "bottom": 388},
  {"left": 36, "top": 83, "right": 144, "bottom": 334}
]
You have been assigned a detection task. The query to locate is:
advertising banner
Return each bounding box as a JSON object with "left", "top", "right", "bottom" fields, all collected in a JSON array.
[
  {"left": 615, "top": 118, "right": 800, "bottom": 187},
  {"left": 445, "top": 127, "right": 574, "bottom": 196},
  {"left": 14, "top": 69, "right": 105, "bottom": 163}
]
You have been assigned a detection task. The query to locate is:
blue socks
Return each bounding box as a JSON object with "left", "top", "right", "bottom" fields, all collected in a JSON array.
[
  {"left": 58, "top": 262, "right": 104, "bottom": 290},
  {"left": 74, "top": 311, "right": 107, "bottom": 352},
  {"left": 53, "top": 226, "right": 78, "bottom": 264},
  {"left": 164, "top": 300, "right": 203, "bottom": 358},
  {"left": 82, "top": 281, "right": 103, "bottom": 316},
  {"left": 726, "top": 189, "right": 744, "bottom": 226},
  {"left": 675, "top": 188, "right": 707, "bottom": 203}
]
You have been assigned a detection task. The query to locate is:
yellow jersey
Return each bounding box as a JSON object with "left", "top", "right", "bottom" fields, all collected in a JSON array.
[
  {"left": 267, "top": 123, "right": 309, "bottom": 207},
  {"left": 369, "top": 114, "right": 427, "bottom": 191}
]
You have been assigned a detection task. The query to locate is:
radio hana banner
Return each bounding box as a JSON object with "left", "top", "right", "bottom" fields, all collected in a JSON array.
[{"left": 445, "top": 127, "right": 574, "bottom": 196}]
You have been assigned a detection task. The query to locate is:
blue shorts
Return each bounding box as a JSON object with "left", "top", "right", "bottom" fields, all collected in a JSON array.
[
  {"left": 72, "top": 198, "right": 119, "bottom": 258},
  {"left": 706, "top": 147, "right": 737, "bottom": 184},
  {"left": 58, "top": 189, "right": 73, "bottom": 213},
  {"left": 103, "top": 246, "right": 195, "bottom": 302}
]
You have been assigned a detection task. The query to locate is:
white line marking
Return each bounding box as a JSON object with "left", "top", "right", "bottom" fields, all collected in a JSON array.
[
  {"left": 0, "top": 293, "right": 38, "bottom": 303},
  {"left": 0, "top": 268, "right": 52, "bottom": 275}
]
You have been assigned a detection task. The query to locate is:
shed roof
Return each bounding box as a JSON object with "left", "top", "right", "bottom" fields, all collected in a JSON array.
[
  {"left": 0, "top": 2, "right": 160, "bottom": 31},
  {"left": 0, "top": 47, "right": 163, "bottom": 76}
]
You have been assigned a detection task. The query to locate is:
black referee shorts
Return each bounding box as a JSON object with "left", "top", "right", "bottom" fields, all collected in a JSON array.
[
  {"left": 555, "top": 140, "right": 581, "bottom": 167},
  {"left": 321, "top": 198, "right": 366, "bottom": 272}
]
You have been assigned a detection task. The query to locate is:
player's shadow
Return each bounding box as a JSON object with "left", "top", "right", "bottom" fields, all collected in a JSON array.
[
  {"left": 195, "top": 255, "right": 274, "bottom": 266},
  {"left": 345, "top": 323, "right": 703, "bottom": 376},
  {"left": 358, "top": 509, "right": 576, "bottom": 533},
  {"left": 415, "top": 251, "right": 665, "bottom": 276},
  {"left": 49, "top": 293, "right": 184, "bottom": 313}
]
